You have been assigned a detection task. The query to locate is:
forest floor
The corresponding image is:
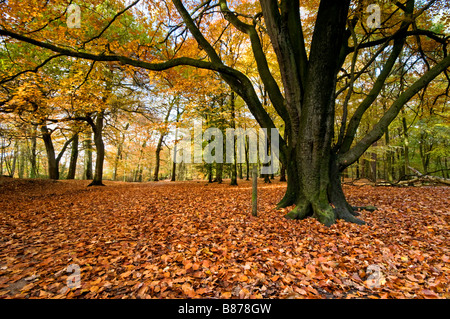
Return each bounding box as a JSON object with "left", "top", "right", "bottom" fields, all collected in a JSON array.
[{"left": 0, "top": 177, "right": 448, "bottom": 299}]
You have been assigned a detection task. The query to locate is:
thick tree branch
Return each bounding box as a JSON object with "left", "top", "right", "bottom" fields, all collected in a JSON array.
[
  {"left": 348, "top": 29, "right": 449, "bottom": 53},
  {"left": 0, "top": 28, "right": 245, "bottom": 77},
  {"left": 339, "top": 0, "right": 415, "bottom": 154},
  {"left": 259, "top": 0, "right": 304, "bottom": 140},
  {"left": 218, "top": 0, "right": 288, "bottom": 124}
]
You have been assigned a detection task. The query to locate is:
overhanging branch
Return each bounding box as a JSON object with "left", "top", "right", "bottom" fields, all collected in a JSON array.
[{"left": 339, "top": 54, "right": 450, "bottom": 170}]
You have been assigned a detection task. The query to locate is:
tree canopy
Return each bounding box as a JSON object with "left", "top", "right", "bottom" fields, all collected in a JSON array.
[{"left": 0, "top": 0, "right": 449, "bottom": 225}]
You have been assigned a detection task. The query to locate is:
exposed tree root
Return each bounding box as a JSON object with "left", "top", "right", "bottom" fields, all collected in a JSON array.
[{"left": 87, "top": 181, "right": 105, "bottom": 187}]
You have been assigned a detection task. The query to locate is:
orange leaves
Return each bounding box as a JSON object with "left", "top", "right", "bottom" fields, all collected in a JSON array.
[{"left": 0, "top": 177, "right": 449, "bottom": 299}]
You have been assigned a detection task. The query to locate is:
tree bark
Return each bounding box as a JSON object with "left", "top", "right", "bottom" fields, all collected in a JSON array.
[
  {"left": 230, "top": 92, "right": 238, "bottom": 186},
  {"left": 113, "top": 123, "right": 129, "bottom": 181},
  {"left": 18, "top": 142, "right": 25, "bottom": 178},
  {"left": 154, "top": 135, "right": 163, "bottom": 182},
  {"left": 280, "top": 0, "right": 364, "bottom": 225},
  {"left": 252, "top": 165, "right": 258, "bottom": 217},
  {"left": 67, "top": 133, "right": 79, "bottom": 179},
  {"left": 83, "top": 133, "right": 93, "bottom": 180},
  {"left": 154, "top": 103, "right": 174, "bottom": 181},
  {"left": 40, "top": 126, "right": 76, "bottom": 180},
  {"left": 371, "top": 142, "right": 377, "bottom": 182},
  {"left": 170, "top": 161, "right": 177, "bottom": 182},
  {"left": 41, "top": 126, "right": 59, "bottom": 180},
  {"left": 88, "top": 112, "right": 105, "bottom": 186}
]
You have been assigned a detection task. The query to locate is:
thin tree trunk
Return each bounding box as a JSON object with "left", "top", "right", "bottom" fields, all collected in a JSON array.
[
  {"left": 89, "top": 112, "right": 105, "bottom": 186},
  {"left": 208, "top": 164, "right": 213, "bottom": 183},
  {"left": 83, "top": 133, "right": 93, "bottom": 180},
  {"left": 136, "top": 140, "right": 147, "bottom": 182},
  {"left": 385, "top": 128, "right": 393, "bottom": 182},
  {"left": 11, "top": 142, "right": 17, "bottom": 177},
  {"left": 29, "top": 125, "right": 38, "bottom": 178},
  {"left": 230, "top": 92, "right": 237, "bottom": 186},
  {"left": 216, "top": 161, "right": 223, "bottom": 183},
  {"left": 371, "top": 141, "right": 377, "bottom": 182},
  {"left": 41, "top": 125, "right": 59, "bottom": 180},
  {"left": 245, "top": 134, "right": 250, "bottom": 181},
  {"left": 113, "top": 123, "right": 129, "bottom": 181},
  {"left": 154, "top": 103, "right": 174, "bottom": 181},
  {"left": 18, "top": 142, "right": 25, "bottom": 178},
  {"left": 252, "top": 165, "right": 258, "bottom": 217},
  {"left": 67, "top": 133, "right": 79, "bottom": 179},
  {"left": 401, "top": 111, "right": 410, "bottom": 181},
  {"left": 154, "top": 136, "right": 163, "bottom": 182}
]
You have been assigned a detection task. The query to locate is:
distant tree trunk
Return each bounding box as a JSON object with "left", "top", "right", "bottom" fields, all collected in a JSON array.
[
  {"left": 263, "top": 163, "right": 271, "bottom": 183},
  {"left": 171, "top": 104, "right": 182, "bottom": 182},
  {"left": 214, "top": 136, "right": 224, "bottom": 183},
  {"left": 83, "top": 133, "right": 93, "bottom": 180},
  {"left": 41, "top": 126, "right": 76, "bottom": 180},
  {"left": 252, "top": 165, "right": 258, "bottom": 217},
  {"left": 136, "top": 140, "right": 147, "bottom": 182},
  {"left": 444, "top": 158, "right": 449, "bottom": 179},
  {"left": 371, "top": 142, "right": 377, "bottom": 182},
  {"left": 356, "top": 158, "right": 360, "bottom": 179},
  {"left": 18, "top": 142, "right": 25, "bottom": 178},
  {"left": 230, "top": 92, "right": 237, "bottom": 186},
  {"left": 155, "top": 103, "right": 174, "bottom": 181},
  {"left": 113, "top": 123, "right": 129, "bottom": 181},
  {"left": 245, "top": 135, "right": 250, "bottom": 181},
  {"left": 208, "top": 164, "right": 213, "bottom": 183},
  {"left": 12, "top": 143, "right": 17, "bottom": 176},
  {"left": 418, "top": 132, "right": 432, "bottom": 175},
  {"left": 170, "top": 161, "right": 176, "bottom": 182},
  {"left": 67, "top": 133, "right": 79, "bottom": 179},
  {"left": 28, "top": 126, "right": 38, "bottom": 178},
  {"left": 216, "top": 161, "right": 223, "bottom": 183},
  {"left": 154, "top": 136, "right": 163, "bottom": 182},
  {"left": 0, "top": 140, "right": 3, "bottom": 176},
  {"left": 89, "top": 112, "right": 105, "bottom": 186},
  {"left": 384, "top": 128, "right": 393, "bottom": 182},
  {"left": 171, "top": 131, "right": 178, "bottom": 182},
  {"left": 41, "top": 125, "right": 59, "bottom": 180},
  {"left": 401, "top": 112, "right": 410, "bottom": 179}
]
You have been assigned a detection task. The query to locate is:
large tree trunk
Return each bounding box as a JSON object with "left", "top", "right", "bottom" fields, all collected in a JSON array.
[{"left": 273, "top": 0, "right": 364, "bottom": 226}]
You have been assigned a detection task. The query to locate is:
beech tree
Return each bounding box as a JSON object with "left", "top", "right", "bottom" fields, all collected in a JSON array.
[{"left": 1, "top": 0, "right": 449, "bottom": 225}]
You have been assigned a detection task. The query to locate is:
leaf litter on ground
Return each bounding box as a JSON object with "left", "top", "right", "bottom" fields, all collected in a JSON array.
[{"left": 0, "top": 177, "right": 448, "bottom": 299}]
